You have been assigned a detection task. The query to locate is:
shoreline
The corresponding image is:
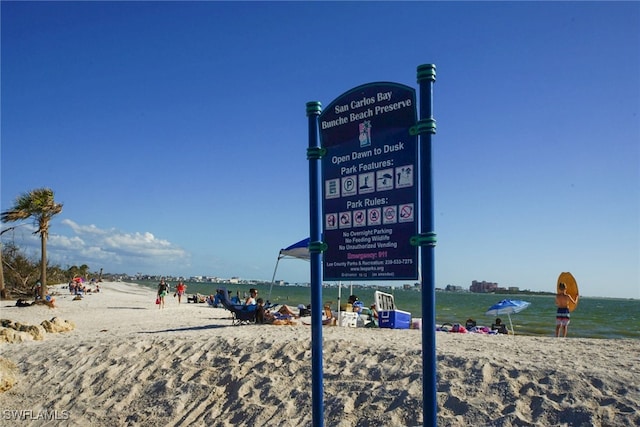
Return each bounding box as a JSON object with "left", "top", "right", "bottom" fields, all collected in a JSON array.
[
  {"left": 129, "top": 280, "right": 640, "bottom": 340},
  {"left": 0, "top": 282, "right": 638, "bottom": 426}
]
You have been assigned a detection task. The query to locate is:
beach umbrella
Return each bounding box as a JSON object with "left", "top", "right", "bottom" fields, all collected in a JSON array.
[{"left": 485, "top": 299, "right": 531, "bottom": 335}]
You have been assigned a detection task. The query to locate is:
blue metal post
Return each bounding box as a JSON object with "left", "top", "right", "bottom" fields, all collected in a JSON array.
[
  {"left": 306, "top": 101, "right": 324, "bottom": 427},
  {"left": 417, "top": 64, "right": 437, "bottom": 426}
]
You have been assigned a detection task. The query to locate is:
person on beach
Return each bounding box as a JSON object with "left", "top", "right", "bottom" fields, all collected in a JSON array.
[
  {"left": 255, "top": 298, "right": 269, "bottom": 323},
  {"left": 465, "top": 318, "right": 477, "bottom": 330},
  {"left": 370, "top": 304, "right": 378, "bottom": 319},
  {"left": 556, "top": 282, "right": 578, "bottom": 337},
  {"left": 44, "top": 293, "right": 56, "bottom": 307},
  {"left": 175, "top": 281, "right": 187, "bottom": 304},
  {"left": 245, "top": 288, "right": 258, "bottom": 306},
  {"left": 33, "top": 281, "right": 42, "bottom": 300},
  {"left": 157, "top": 279, "right": 169, "bottom": 309},
  {"left": 255, "top": 298, "right": 298, "bottom": 324},
  {"left": 365, "top": 304, "right": 379, "bottom": 327},
  {"left": 491, "top": 318, "right": 508, "bottom": 334},
  {"left": 348, "top": 295, "right": 364, "bottom": 313}
]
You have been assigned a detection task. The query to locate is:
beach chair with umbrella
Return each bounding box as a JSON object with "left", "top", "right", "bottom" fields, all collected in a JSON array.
[{"left": 485, "top": 299, "right": 531, "bottom": 335}]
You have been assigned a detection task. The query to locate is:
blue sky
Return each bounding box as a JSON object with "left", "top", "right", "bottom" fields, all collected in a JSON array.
[{"left": 1, "top": 2, "right": 638, "bottom": 299}]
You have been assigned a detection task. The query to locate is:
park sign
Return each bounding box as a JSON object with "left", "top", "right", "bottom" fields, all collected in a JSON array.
[{"left": 319, "top": 82, "right": 418, "bottom": 281}]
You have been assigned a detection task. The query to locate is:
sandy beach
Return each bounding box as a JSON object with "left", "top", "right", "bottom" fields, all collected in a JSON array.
[{"left": 0, "top": 282, "right": 638, "bottom": 427}]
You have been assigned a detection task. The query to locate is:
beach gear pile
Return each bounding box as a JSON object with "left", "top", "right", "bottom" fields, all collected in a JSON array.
[{"left": 436, "top": 322, "right": 496, "bottom": 334}]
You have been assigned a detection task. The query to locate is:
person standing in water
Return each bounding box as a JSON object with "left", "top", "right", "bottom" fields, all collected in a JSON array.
[{"left": 555, "top": 282, "right": 578, "bottom": 337}]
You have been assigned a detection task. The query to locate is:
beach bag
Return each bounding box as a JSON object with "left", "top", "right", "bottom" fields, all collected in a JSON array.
[{"left": 155, "top": 297, "right": 160, "bottom": 305}]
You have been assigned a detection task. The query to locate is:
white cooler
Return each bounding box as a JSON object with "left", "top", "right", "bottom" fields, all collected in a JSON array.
[{"left": 338, "top": 311, "right": 358, "bottom": 328}]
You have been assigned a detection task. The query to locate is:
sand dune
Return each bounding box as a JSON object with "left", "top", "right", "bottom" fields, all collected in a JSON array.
[{"left": 0, "top": 282, "right": 638, "bottom": 426}]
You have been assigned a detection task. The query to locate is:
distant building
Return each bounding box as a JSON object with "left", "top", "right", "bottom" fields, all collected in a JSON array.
[{"left": 470, "top": 280, "right": 499, "bottom": 293}]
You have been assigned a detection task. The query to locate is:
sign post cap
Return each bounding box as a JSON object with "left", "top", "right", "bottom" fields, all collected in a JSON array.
[
  {"left": 306, "top": 101, "right": 322, "bottom": 116},
  {"left": 417, "top": 64, "right": 436, "bottom": 82}
]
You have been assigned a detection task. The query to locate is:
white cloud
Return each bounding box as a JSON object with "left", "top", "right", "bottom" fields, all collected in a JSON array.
[
  {"left": 46, "top": 219, "right": 190, "bottom": 272},
  {"left": 61, "top": 219, "right": 109, "bottom": 236},
  {"left": 49, "top": 234, "right": 85, "bottom": 249}
]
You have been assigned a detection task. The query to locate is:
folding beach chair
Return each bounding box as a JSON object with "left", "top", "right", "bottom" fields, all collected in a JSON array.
[{"left": 216, "top": 288, "right": 258, "bottom": 325}]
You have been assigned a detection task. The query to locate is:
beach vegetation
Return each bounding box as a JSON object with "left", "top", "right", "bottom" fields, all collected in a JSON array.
[
  {"left": 0, "top": 242, "right": 40, "bottom": 297},
  {"left": 1, "top": 188, "right": 63, "bottom": 299},
  {"left": 67, "top": 264, "right": 91, "bottom": 280},
  {"left": 0, "top": 242, "right": 67, "bottom": 299}
]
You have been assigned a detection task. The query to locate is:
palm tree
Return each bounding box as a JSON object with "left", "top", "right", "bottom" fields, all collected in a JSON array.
[{"left": 1, "top": 188, "right": 63, "bottom": 299}]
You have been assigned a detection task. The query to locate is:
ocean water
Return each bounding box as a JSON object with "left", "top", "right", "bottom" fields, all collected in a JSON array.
[{"left": 132, "top": 281, "right": 639, "bottom": 340}]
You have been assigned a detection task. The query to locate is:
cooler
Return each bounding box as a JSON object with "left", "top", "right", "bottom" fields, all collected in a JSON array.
[
  {"left": 378, "top": 309, "right": 411, "bottom": 329},
  {"left": 375, "top": 291, "right": 411, "bottom": 329}
]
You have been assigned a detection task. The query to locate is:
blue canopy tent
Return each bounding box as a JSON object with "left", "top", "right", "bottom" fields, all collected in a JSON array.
[{"left": 268, "top": 238, "right": 310, "bottom": 300}]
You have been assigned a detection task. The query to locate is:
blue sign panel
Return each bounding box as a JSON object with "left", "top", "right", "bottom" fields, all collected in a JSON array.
[{"left": 320, "top": 82, "right": 418, "bottom": 281}]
